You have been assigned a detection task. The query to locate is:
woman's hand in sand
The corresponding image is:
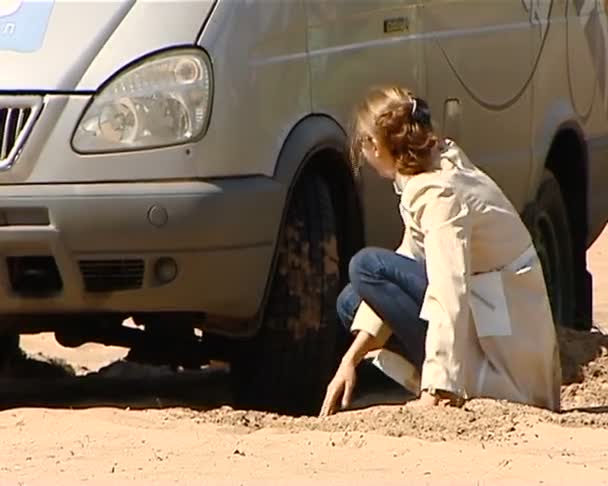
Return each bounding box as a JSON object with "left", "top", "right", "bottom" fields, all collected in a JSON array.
[{"left": 320, "top": 359, "right": 357, "bottom": 417}]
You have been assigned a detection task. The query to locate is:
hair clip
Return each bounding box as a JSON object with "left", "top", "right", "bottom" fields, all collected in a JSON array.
[{"left": 411, "top": 97, "right": 431, "bottom": 126}]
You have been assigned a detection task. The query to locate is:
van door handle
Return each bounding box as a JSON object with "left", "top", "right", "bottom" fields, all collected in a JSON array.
[{"left": 442, "top": 98, "right": 462, "bottom": 142}]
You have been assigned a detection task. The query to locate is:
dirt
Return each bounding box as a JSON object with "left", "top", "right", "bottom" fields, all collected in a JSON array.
[
  {"left": 1, "top": 231, "right": 608, "bottom": 483},
  {"left": 559, "top": 328, "right": 608, "bottom": 410}
]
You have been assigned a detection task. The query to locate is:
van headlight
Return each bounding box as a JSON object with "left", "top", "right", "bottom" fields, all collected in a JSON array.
[{"left": 72, "top": 48, "right": 213, "bottom": 153}]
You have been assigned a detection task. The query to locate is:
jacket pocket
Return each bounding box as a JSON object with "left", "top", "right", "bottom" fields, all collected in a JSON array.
[{"left": 469, "top": 271, "right": 512, "bottom": 338}]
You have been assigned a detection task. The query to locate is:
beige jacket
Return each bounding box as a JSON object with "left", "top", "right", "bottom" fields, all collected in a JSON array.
[{"left": 351, "top": 141, "right": 561, "bottom": 411}]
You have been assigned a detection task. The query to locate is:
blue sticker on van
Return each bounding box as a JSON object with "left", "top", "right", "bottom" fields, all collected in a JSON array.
[{"left": 0, "top": 0, "right": 55, "bottom": 53}]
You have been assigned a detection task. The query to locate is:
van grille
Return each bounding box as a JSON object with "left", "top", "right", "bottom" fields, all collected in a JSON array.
[
  {"left": 79, "top": 259, "right": 145, "bottom": 293},
  {"left": 0, "top": 107, "right": 31, "bottom": 161},
  {"left": 0, "top": 97, "right": 43, "bottom": 170}
]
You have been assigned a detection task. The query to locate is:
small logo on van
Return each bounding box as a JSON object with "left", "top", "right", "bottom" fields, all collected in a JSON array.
[
  {"left": 0, "top": 0, "right": 55, "bottom": 53},
  {"left": 384, "top": 17, "right": 409, "bottom": 34}
]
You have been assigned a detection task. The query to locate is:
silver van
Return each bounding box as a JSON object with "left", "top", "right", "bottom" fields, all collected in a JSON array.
[{"left": 1, "top": 0, "right": 607, "bottom": 414}]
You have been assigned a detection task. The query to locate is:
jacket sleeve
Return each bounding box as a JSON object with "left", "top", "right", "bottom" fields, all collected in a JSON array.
[
  {"left": 407, "top": 182, "right": 473, "bottom": 397},
  {"left": 350, "top": 227, "right": 411, "bottom": 345},
  {"left": 349, "top": 300, "right": 392, "bottom": 347}
]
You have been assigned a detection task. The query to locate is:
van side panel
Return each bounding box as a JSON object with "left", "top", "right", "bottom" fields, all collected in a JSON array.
[
  {"left": 532, "top": 0, "right": 608, "bottom": 243},
  {"left": 527, "top": 0, "right": 572, "bottom": 200},
  {"left": 569, "top": 0, "right": 608, "bottom": 242},
  {"left": 307, "top": 1, "right": 426, "bottom": 250},
  {"left": 422, "top": 0, "right": 535, "bottom": 213}
]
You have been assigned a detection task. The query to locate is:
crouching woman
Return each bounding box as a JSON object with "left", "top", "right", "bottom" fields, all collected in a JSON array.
[{"left": 320, "top": 86, "right": 562, "bottom": 416}]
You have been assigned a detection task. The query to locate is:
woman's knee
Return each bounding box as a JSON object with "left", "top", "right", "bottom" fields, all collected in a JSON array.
[
  {"left": 348, "top": 247, "right": 395, "bottom": 287},
  {"left": 349, "top": 247, "right": 380, "bottom": 284}
]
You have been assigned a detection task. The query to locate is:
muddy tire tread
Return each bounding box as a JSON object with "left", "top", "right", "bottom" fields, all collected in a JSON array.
[{"left": 232, "top": 172, "right": 340, "bottom": 415}]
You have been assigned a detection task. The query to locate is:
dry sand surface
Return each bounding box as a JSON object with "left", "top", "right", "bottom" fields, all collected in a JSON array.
[{"left": 2, "top": 229, "right": 608, "bottom": 484}]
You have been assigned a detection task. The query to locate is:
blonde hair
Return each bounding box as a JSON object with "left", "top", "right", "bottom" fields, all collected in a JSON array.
[{"left": 350, "top": 86, "right": 439, "bottom": 175}]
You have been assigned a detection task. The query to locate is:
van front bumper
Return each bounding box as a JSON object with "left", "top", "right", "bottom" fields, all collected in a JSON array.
[{"left": 0, "top": 178, "right": 284, "bottom": 320}]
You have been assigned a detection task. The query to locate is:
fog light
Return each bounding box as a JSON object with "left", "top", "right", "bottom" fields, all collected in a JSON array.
[{"left": 154, "top": 257, "right": 178, "bottom": 284}]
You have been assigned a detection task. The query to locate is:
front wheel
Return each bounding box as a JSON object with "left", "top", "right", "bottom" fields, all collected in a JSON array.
[
  {"left": 523, "top": 170, "right": 576, "bottom": 328},
  {"left": 0, "top": 332, "right": 21, "bottom": 371},
  {"left": 231, "top": 172, "right": 342, "bottom": 415}
]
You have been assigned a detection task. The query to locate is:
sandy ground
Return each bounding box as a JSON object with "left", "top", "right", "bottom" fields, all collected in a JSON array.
[{"left": 2, "top": 230, "right": 608, "bottom": 484}]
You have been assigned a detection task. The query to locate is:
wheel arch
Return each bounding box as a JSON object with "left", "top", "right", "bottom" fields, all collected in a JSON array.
[
  {"left": 543, "top": 124, "right": 589, "bottom": 251},
  {"left": 525, "top": 123, "right": 591, "bottom": 328},
  {"left": 244, "top": 115, "right": 365, "bottom": 337},
  {"left": 273, "top": 113, "right": 364, "bottom": 268}
]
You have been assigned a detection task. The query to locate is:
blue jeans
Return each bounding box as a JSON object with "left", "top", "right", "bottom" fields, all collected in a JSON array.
[{"left": 337, "top": 247, "right": 429, "bottom": 370}]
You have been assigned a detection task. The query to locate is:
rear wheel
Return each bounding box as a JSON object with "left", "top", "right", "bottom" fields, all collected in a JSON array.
[
  {"left": 232, "top": 172, "right": 341, "bottom": 415},
  {"left": 523, "top": 170, "right": 576, "bottom": 327}
]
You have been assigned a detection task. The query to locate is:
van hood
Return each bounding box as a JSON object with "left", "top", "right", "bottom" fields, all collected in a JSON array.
[{"left": 0, "top": 0, "right": 216, "bottom": 92}]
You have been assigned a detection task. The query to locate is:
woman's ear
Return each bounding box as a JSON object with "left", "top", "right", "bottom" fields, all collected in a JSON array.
[{"left": 371, "top": 137, "right": 381, "bottom": 156}]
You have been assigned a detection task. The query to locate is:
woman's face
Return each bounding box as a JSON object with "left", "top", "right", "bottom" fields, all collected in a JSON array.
[{"left": 361, "top": 135, "right": 396, "bottom": 179}]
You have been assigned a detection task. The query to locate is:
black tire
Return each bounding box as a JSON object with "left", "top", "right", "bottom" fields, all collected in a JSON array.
[
  {"left": 232, "top": 172, "right": 341, "bottom": 415},
  {"left": 522, "top": 170, "right": 576, "bottom": 327},
  {"left": 0, "top": 332, "right": 21, "bottom": 369}
]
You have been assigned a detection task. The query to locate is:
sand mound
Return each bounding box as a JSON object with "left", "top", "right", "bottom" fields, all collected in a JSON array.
[{"left": 559, "top": 328, "right": 608, "bottom": 410}]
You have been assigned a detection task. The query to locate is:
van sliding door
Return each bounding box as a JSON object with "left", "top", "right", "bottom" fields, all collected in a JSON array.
[{"left": 422, "top": 0, "right": 535, "bottom": 211}]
